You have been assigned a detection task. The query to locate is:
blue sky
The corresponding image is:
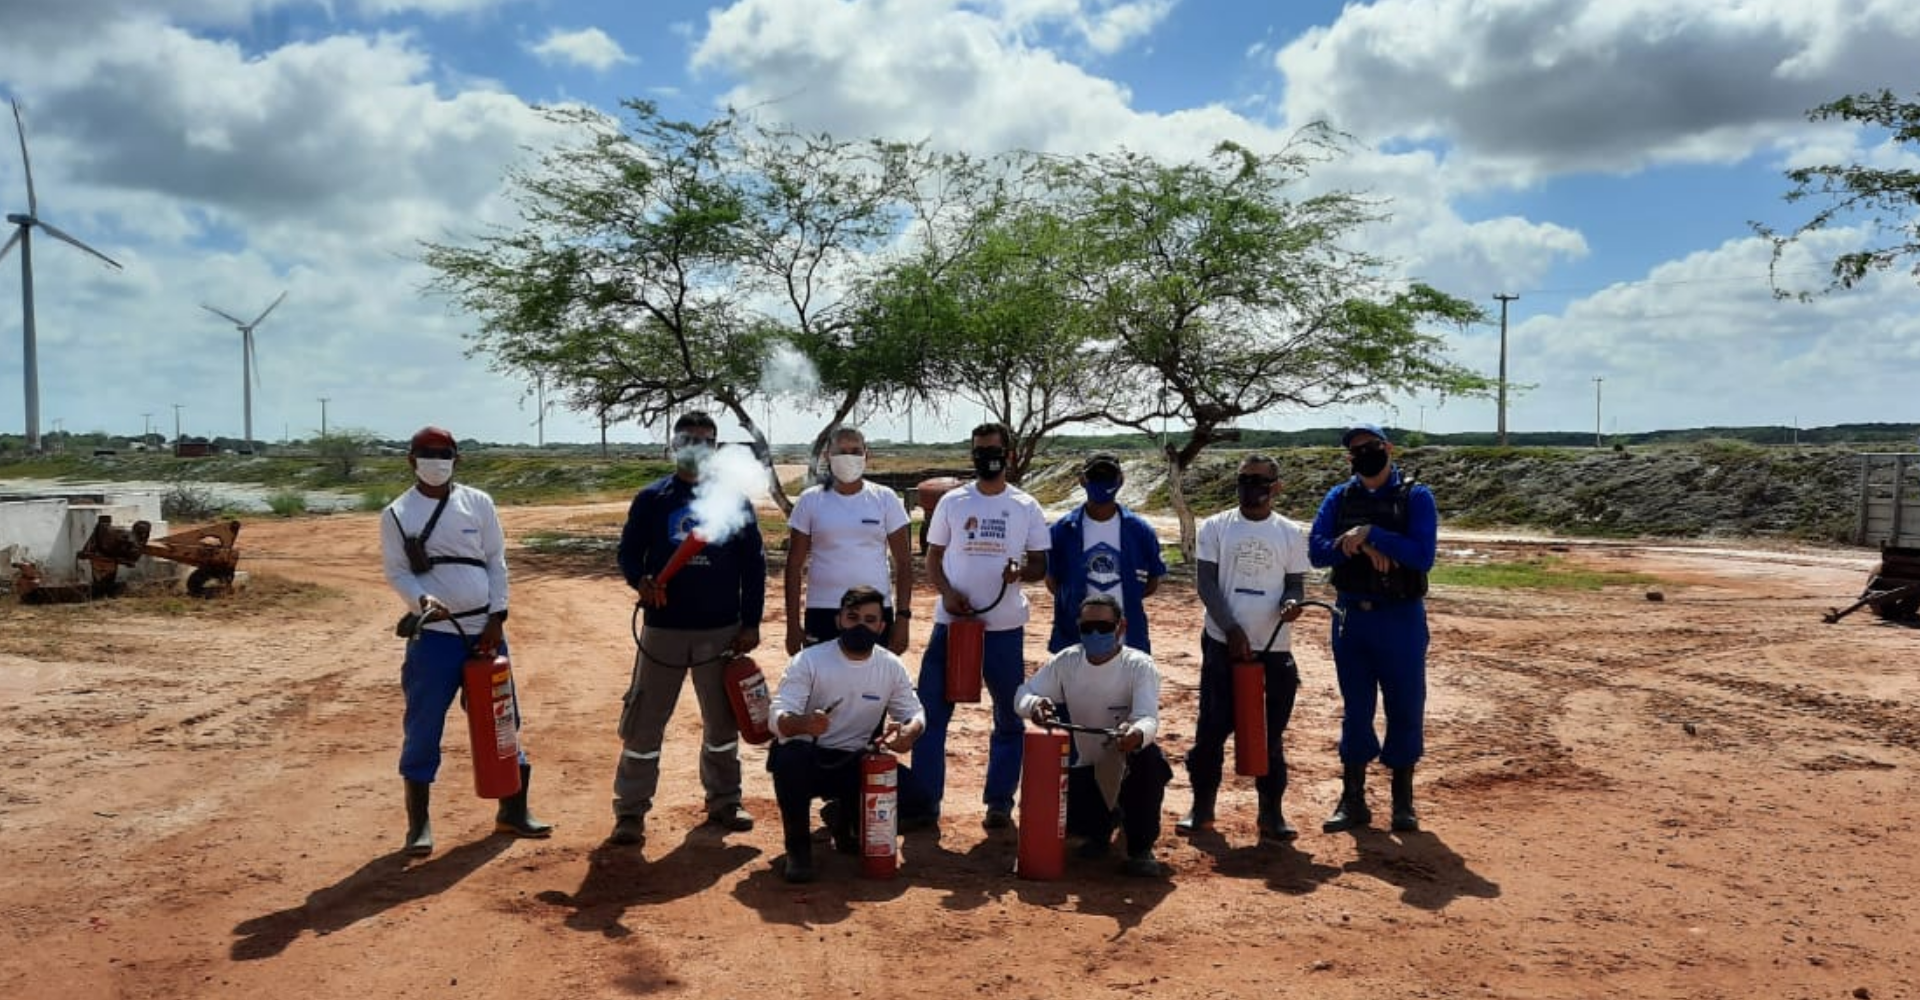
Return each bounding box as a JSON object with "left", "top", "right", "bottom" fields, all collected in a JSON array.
[{"left": 2, "top": 0, "right": 1918, "bottom": 448}]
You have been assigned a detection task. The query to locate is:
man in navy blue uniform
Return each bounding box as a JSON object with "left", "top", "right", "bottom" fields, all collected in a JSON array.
[
  {"left": 607, "top": 411, "right": 767, "bottom": 846},
  {"left": 1308, "top": 424, "right": 1437, "bottom": 833}
]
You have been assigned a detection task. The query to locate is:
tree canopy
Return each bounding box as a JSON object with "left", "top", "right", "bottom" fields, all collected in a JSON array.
[{"left": 1759, "top": 89, "right": 1920, "bottom": 297}]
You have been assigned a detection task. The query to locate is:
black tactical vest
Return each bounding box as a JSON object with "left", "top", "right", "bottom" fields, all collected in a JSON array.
[{"left": 1328, "top": 477, "right": 1429, "bottom": 600}]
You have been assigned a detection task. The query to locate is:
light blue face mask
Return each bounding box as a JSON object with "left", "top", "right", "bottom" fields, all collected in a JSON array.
[{"left": 1080, "top": 630, "right": 1120, "bottom": 659}]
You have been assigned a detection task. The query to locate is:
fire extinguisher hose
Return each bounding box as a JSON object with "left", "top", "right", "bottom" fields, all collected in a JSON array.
[
  {"left": 628, "top": 601, "right": 732, "bottom": 669},
  {"left": 1257, "top": 598, "right": 1346, "bottom": 653}
]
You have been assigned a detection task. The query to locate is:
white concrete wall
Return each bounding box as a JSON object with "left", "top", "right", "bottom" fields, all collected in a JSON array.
[{"left": 1, "top": 496, "right": 173, "bottom": 586}]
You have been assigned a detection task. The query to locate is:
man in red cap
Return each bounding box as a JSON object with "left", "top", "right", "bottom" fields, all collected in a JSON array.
[{"left": 380, "top": 426, "right": 551, "bottom": 856}]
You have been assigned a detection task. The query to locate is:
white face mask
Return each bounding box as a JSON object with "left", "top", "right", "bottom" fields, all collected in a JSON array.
[
  {"left": 828, "top": 453, "right": 866, "bottom": 484},
  {"left": 415, "top": 458, "right": 455, "bottom": 487}
]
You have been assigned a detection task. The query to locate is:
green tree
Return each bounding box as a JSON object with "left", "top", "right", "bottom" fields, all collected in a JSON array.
[
  {"left": 907, "top": 197, "right": 1137, "bottom": 481},
  {"left": 1758, "top": 90, "right": 1920, "bottom": 297},
  {"left": 1061, "top": 134, "right": 1491, "bottom": 554},
  {"left": 423, "top": 102, "right": 941, "bottom": 513}
]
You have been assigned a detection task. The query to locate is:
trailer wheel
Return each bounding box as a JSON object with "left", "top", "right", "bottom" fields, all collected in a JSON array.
[{"left": 186, "top": 568, "right": 234, "bottom": 598}]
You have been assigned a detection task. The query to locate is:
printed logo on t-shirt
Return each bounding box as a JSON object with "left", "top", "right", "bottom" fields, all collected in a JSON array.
[
  {"left": 961, "top": 513, "right": 1010, "bottom": 555},
  {"left": 668, "top": 504, "right": 701, "bottom": 543},
  {"left": 1084, "top": 540, "right": 1122, "bottom": 592}
]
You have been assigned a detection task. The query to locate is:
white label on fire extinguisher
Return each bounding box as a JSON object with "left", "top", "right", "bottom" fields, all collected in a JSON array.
[
  {"left": 491, "top": 668, "right": 519, "bottom": 758},
  {"left": 493, "top": 697, "right": 519, "bottom": 757},
  {"left": 864, "top": 786, "right": 897, "bottom": 856},
  {"left": 740, "top": 675, "right": 771, "bottom": 728}
]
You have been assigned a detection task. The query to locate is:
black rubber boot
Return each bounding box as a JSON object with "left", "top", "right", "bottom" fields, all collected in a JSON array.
[
  {"left": 1256, "top": 790, "right": 1298, "bottom": 842},
  {"left": 495, "top": 764, "right": 554, "bottom": 838},
  {"left": 1174, "top": 786, "right": 1217, "bottom": 836},
  {"left": 783, "top": 840, "right": 817, "bottom": 884},
  {"left": 404, "top": 780, "right": 434, "bottom": 857},
  {"left": 1390, "top": 766, "right": 1420, "bottom": 832},
  {"left": 1322, "top": 763, "right": 1372, "bottom": 833}
]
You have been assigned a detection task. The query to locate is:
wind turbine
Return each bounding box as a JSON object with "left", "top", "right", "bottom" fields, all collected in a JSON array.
[
  {"left": 200, "top": 291, "right": 286, "bottom": 455},
  {"left": 3, "top": 98, "right": 124, "bottom": 453}
]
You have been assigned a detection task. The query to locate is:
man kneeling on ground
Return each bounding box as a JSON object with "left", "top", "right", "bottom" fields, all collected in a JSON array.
[
  {"left": 1015, "top": 593, "right": 1173, "bottom": 878},
  {"left": 768, "top": 586, "right": 928, "bottom": 883}
]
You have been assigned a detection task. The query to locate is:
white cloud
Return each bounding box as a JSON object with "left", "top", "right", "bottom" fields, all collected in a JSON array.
[
  {"left": 528, "top": 27, "right": 636, "bottom": 72},
  {"left": 1275, "top": 0, "right": 1920, "bottom": 184},
  {"left": 1465, "top": 228, "right": 1920, "bottom": 434}
]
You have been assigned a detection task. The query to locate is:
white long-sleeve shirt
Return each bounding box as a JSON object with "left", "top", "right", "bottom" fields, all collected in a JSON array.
[
  {"left": 771, "top": 641, "right": 926, "bottom": 752},
  {"left": 1015, "top": 645, "right": 1162, "bottom": 801},
  {"left": 380, "top": 483, "right": 509, "bottom": 635}
]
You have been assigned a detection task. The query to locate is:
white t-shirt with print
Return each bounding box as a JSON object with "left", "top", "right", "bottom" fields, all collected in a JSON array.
[
  {"left": 927, "top": 482, "right": 1051, "bottom": 632},
  {"left": 1079, "top": 511, "right": 1124, "bottom": 596},
  {"left": 788, "top": 481, "right": 910, "bottom": 610},
  {"left": 1196, "top": 509, "right": 1313, "bottom": 650}
]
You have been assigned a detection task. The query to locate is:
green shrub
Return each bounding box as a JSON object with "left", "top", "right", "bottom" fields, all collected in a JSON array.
[
  {"left": 358, "top": 488, "right": 396, "bottom": 512},
  {"left": 266, "top": 491, "right": 308, "bottom": 517}
]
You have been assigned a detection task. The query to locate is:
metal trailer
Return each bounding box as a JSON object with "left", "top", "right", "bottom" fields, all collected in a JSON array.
[{"left": 1827, "top": 452, "right": 1920, "bottom": 623}]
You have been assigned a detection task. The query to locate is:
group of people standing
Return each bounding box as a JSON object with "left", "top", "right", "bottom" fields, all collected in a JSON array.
[{"left": 380, "top": 415, "right": 1438, "bottom": 885}]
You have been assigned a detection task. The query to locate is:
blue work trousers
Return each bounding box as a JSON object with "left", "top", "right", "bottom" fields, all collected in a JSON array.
[
  {"left": 1330, "top": 598, "right": 1428, "bottom": 768},
  {"left": 905, "top": 624, "right": 1027, "bottom": 817},
  {"left": 399, "top": 630, "right": 528, "bottom": 783}
]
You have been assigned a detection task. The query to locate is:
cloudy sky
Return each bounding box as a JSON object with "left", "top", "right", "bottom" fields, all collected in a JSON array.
[{"left": 2, "top": 0, "right": 1917, "bottom": 448}]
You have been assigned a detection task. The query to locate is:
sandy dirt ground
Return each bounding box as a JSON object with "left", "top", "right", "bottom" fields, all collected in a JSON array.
[{"left": 2, "top": 501, "right": 1917, "bottom": 1000}]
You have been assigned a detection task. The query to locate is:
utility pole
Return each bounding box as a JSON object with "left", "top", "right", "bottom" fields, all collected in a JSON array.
[
  {"left": 1592, "top": 376, "right": 1604, "bottom": 448},
  {"left": 142, "top": 412, "right": 152, "bottom": 441},
  {"left": 318, "top": 397, "right": 330, "bottom": 438},
  {"left": 1495, "top": 293, "right": 1519, "bottom": 446}
]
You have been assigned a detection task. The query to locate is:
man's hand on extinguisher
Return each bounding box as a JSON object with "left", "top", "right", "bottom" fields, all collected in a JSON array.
[
  {"left": 1000, "top": 558, "right": 1023, "bottom": 585},
  {"left": 1225, "top": 624, "right": 1253, "bottom": 662},
  {"left": 634, "top": 574, "right": 659, "bottom": 608},
  {"left": 477, "top": 611, "right": 506, "bottom": 655},
  {"left": 882, "top": 720, "right": 922, "bottom": 754},
  {"left": 1114, "top": 722, "right": 1145, "bottom": 754},
  {"left": 1029, "top": 698, "right": 1056, "bottom": 725},
  {"left": 732, "top": 626, "right": 761, "bottom": 655},
  {"left": 940, "top": 589, "right": 974, "bottom": 617},
  {"left": 418, "top": 593, "right": 451, "bottom": 622}
]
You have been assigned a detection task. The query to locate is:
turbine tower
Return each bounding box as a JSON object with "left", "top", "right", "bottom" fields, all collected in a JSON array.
[
  {"left": 3, "top": 98, "right": 124, "bottom": 453},
  {"left": 200, "top": 291, "right": 286, "bottom": 455}
]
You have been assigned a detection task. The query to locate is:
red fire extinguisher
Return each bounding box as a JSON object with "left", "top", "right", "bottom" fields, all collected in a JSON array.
[
  {"left": 945, "top": 570, "right": 1013, "bottom": 703},
  {"left": 860, "top": 748, "right": 899, "bottom": 879},
  {"left": 1232, "top": 657, "right": 1268, "bottom": 777},
  {"left": 723, "top": 654, "right": 774, "bottom": 745},
  {"left": 1016, "top": 727, "right": 1070, "bottom": 881},
  {"left": 945, "top": 618, "right": 985, "bottom": 703},
  {"left": 1233, "top": 600, "right": 1343, "bottom": 777},
  {"left": 462, "top": 649, "right": 524, "bottom": 799}
]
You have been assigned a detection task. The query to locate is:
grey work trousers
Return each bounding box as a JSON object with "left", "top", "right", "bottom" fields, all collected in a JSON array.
[{"left": 611, "top": 623, "right": 744, "bottom": 820}]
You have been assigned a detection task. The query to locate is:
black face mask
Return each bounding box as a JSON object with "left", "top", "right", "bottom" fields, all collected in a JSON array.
[
  {"left": 1350, "top": 444, "right": 1390, "bottom": 478},
  {"left": 838, "top": 624, "right": 885, "bottom": 654},
  {"left": 972, "top": 446, "right": 1008, "bottom": 480},
  {"left": 1236, "top": 474, "right": 1274, "bottom": 508}
]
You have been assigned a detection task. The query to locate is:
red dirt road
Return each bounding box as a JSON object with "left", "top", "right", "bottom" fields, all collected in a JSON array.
[{"left": 2, "top": 505, "right": 1916, "bottom": 1000}]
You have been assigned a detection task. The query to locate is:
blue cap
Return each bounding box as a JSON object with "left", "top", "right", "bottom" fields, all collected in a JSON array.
[{"left": 1341, "top": 423, "right": 1390, "bottom": 447}]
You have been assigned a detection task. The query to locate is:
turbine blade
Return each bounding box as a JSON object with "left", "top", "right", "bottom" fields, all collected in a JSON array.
[
  {"left": 202, "top": 303, "right": 248, "bottom": 326},
  {"left": 249, "top": 290, "right": 287, "bottom": 327},
  {"left": 11, "top": 100, "right": 35, "bottom": 219},
  {"left": 0, "top": 226, "right": 19, "bottom": 263},
  {"left": 35, "top": 219, "right": 123, "bottom": 270}
]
